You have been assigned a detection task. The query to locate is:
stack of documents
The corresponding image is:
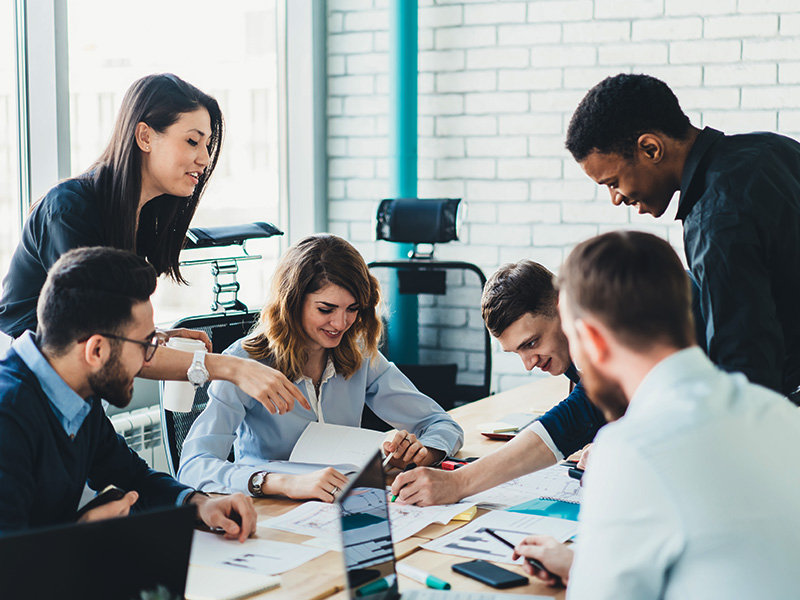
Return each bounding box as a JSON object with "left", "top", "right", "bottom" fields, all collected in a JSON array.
[{"left": 260, "top": 499, "right": 477, "bottom": 545}]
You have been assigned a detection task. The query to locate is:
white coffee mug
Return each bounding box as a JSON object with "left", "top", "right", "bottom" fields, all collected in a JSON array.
[{"left": 162, "top": 337, "right": 207, "bottom": 412}]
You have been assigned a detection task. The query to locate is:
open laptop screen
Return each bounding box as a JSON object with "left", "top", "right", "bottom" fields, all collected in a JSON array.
[{"left": 336, "top": 450, "right": 399, "bottom": 599}]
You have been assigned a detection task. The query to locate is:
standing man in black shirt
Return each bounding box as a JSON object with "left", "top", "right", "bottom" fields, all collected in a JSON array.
[{"left": 565, "top": 73, "right": 800, "bottom": 404}]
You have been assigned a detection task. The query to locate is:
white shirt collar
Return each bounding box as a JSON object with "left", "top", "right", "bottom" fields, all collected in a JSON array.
[{"left": 627, "top": 346, "right": 714, "bottom": 419}]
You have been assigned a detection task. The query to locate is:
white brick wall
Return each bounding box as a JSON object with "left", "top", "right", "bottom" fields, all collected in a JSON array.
[{"left": 326, "top": 0, "right": 800, "bottom": 392}]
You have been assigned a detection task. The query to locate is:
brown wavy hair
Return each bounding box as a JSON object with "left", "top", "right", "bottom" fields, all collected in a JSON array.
[{"left": 242, "top": 234, "right": 382, "bottom": 380}]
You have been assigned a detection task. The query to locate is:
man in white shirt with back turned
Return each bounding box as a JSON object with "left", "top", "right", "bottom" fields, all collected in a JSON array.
[{"left": 512, "top": 230, "right": 800, "bottom": 599}]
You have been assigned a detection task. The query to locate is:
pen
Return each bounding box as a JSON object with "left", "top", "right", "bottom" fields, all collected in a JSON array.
[
  {"left": 397, "top": 563, "right": 451, "bottom": 590},
  {"left": 390, "top": 462, "right": 416, "bottom": 502},
  {"left": 491, "top": 426, "right": 519, "bottom": 433},
  {"left": 483, "top": 528, "right": 563, "bottom": 585},
  {"left": 383, "top": 435, "right": 410, "bottom": 469}
]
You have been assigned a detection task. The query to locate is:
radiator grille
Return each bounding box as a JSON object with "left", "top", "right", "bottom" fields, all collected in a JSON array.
[{"left": 110, "top": 405, "right": 162, "bottom": 453}]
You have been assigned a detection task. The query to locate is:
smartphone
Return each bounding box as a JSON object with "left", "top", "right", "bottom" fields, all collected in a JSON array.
[
  {"left": 75, "top": 484, "right": 126, "bottom": 519},
  {"left": 483, "top": 527, "right": 562, "bottom": 585},
  {"left": 451, "top": 559, "right": 528, "bottom": 589}
]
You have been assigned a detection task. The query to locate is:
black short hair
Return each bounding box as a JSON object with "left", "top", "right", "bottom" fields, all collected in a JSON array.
[
  {"left": 566, "top": 73, "right": 692, "bottom": 161},
  {"left": 481, "top": 260, "right": 558, "bottom": 337},
  {"left": 558, "top": 231, "right": 695, "bottom": 351},
  {"left": 37, "top": 247, "right": 157, "bottom": 354}
]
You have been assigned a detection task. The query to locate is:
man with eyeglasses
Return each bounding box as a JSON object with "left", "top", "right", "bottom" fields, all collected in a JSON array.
[{"left": 0, "top": 246, "right": 257, "bottom": 536}]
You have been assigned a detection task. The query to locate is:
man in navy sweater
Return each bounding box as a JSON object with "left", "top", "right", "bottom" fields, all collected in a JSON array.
[
  {"left": 0, "top": 246, "right": 256, "bottom": 537},
  {"left": 391, "top": 260, "right": 606, "bottom": 505}
]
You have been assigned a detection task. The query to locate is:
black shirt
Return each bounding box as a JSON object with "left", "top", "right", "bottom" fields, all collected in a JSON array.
[
  {"left": 0, "top": 178, "right": 106, "bottom": 338},
  {"left": 677, "top": 127, "right": 800, "bottom": 399}
]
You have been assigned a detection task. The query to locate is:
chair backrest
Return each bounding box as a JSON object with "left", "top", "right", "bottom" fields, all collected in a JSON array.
[
  {"left": 160, "top": 310, "right": 260, "bottom": 476},
  {"left": 365, "top": 260, "right": 491, "bottom": 431}
]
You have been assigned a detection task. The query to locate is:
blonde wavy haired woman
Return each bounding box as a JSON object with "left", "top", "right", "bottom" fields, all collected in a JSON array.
[{"left": 178, "top": 234, "right": 463, "bottom": 502}]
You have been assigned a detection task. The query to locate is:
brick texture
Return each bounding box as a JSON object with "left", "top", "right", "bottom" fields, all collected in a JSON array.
[{"left": 326, "top": 0, "right": 800, "bottom": 392}]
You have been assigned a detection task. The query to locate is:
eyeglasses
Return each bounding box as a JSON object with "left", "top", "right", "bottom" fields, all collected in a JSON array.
[{"left": 96, "top": 331, "right": 163, "bottom": 362}]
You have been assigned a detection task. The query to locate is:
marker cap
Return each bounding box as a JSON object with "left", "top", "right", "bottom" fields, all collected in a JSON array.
[{"left": 425, "top": 575, "right": 451, "bottom": 590}]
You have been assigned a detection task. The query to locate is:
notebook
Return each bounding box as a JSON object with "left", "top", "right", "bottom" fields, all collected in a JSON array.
[
  {"left": 0, "top": 505, "right": 195, "bottom": 600},
  {"left": 335, "top": 450, "right": 546, "bottom": 600}
]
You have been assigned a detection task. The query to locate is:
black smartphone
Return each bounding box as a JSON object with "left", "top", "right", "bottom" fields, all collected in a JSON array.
[
  {"left": 451, "top": 559, "right": 528, "bottom": 589},
  {"left": 483, "top": 527, "right": 563, "bottom": 586},
  {"left": 75, "top": 484, "right": 126, "bottom": 519}
]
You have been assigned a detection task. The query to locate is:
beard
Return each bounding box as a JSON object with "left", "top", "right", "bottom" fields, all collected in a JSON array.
[
  {"left": 581, "top": 359, "right": 629, "bottom": 422},
  {"left": 88, "top": 347, "right": 135, "bottom": 409}
]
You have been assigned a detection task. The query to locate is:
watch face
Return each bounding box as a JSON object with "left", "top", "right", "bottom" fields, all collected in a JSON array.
[
  {"left": 252, "top": 472, "right": 266, "bottom": 495},
  {"left": 188, "top": 362, "right": 209, "bottom": 386}
]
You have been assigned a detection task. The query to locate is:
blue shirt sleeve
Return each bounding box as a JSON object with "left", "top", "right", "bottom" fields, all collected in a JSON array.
[
  {"left": 537, "top": 378, "right": 607, "bottom": 458},
  {"left": 364, "top": 355, "right": 464, "bottom": 456}
]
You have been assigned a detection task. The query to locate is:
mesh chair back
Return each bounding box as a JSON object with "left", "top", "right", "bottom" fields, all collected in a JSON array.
[{"left": 160, "top": 311, "right": 260, "bottom": 476}]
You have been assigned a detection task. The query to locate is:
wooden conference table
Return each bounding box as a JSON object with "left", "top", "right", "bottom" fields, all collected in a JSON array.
[{"left": 242, "top": 375, "right": 571, "bottom": 600}]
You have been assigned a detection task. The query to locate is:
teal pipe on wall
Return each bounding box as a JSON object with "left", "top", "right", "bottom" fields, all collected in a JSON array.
[{"left": 386, "top": 0, "right": 419, "bottom": 363}]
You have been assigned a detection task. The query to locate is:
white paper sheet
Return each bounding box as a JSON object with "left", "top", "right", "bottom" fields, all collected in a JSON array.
[
  {"left": 185, "top": 565, "right": 280, "bottom": 600},
  {"left": 259, "top": 497, "right": 476, "bottom": 543},
  {"left": 422, "top": 510, "right": 578, "bottom": 564},
  {"left": 463, "top": 464, "right": 582, "bottom": 510},
  {"left": 190, "top": 531, "right": 327, "bottom": 575},
  {"left": 289, "top": 422, "right": 387, "bottom": 471}
]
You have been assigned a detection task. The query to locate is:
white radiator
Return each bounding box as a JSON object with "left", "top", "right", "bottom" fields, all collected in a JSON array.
[{"left": 110, "top": 405, "right": 168, "bottom": 471}]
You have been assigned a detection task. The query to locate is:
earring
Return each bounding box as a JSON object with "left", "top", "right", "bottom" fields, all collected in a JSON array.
[{"left": 145, "top": 146, "right": 149, "bottom": 150}]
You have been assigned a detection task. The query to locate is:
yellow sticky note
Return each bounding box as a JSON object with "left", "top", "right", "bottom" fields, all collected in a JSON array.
[{"left": 451, "top": 506, "right": 477, "bottom": 522}]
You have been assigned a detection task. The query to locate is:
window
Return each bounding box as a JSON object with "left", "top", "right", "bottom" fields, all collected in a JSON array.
[
  {"left": 67, "top": 0, "right": 284, "bottom": 326},
  {"left": 0, "top": 4, "right": 21, "bottom": 277}
]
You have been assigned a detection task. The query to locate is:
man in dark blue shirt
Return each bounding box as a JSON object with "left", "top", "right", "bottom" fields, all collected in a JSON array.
[
  {"left": 391, "top": 260, "right": 606, "bottom": 506},
  {"left": 0, "top": 246, "right": 257, "bottom": 536},
  {"left": 566, "top": 73, "right": 800, "bottom": 405}
]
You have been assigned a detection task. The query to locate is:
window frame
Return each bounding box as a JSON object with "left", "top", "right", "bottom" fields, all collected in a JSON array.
[{"left": 13, "top": 0, "right": 328, "bottom": 245}]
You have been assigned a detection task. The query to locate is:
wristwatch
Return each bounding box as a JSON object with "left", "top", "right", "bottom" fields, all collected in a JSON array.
[
  {"left": 187, "top": 350, "right": 209, "bottom": 389},
  {"left": 250, "top": 471, "right": 268, "bottom": 497}
]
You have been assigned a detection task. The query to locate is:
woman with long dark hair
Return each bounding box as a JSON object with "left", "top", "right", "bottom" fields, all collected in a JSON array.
[
  {"left": 178, "top": 234, "right": 464, "bottom": 502},
  {"left": 0, "top": 73, "right": 307, "bottom": 413}
]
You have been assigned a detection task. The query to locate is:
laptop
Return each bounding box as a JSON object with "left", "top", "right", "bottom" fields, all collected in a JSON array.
[
  {"left": 335, "top": 451, "right": 539, "bottom": 600},
  {"left": 0, "top": 505, "right": 195, "bottom": 600}
]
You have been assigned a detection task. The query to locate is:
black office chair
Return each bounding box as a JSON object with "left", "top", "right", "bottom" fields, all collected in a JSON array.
[
  {"left": 159, "top": 310, "right": 260, "bottom": 476},
  {"left": 363, "top": 199, "right": 491, "bottom": 432},
  {"left": 159, "top": 222, "right": 279, "bottom": 476}
]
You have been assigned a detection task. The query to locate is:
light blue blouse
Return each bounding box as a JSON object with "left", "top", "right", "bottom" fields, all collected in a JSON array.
[{"left": 177, "top": 340, "right": 464, "bottom": 494}]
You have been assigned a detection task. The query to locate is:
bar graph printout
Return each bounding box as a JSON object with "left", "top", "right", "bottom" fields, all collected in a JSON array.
[
  {"left": 422, "top": 510, "right": 577, "bottom": 565},
  {"left": 463, "top": 464, "right": 582, "bottom": 510},
  {"left": 190, "top": 531, "right": 326, "bottom": 575}
]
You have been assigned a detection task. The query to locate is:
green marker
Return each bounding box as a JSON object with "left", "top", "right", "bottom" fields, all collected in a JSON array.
[
  {"left": 391, "top": 462, "right": 417, "bottom": 503},
  {"left": 397, "top": 563, "right": 451, "bottom": 590},
  {"left": 355, "top": 576, "right": 391, "bottom": 597}
]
